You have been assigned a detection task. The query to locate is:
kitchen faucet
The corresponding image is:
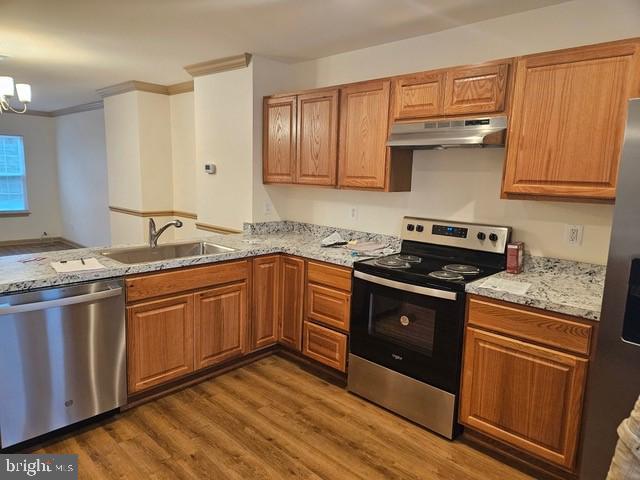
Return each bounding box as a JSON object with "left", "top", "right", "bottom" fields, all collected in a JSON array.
[{"left": 148, "top": 218, "right": 183, "bottom": 247}]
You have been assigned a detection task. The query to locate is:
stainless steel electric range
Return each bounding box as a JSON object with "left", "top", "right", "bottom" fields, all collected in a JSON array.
[{"left": 348, "top": 216, "right": 511, "bottom": 439}]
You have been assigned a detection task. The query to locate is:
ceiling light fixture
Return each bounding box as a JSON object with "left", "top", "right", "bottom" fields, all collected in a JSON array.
[{"left": 0, "top": 76, "right": 31, "bottom": 114}]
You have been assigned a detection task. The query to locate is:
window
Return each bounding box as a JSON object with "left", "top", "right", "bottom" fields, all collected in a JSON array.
[{"left": 0, "top": 135, "right": 27, "bottom": 212}]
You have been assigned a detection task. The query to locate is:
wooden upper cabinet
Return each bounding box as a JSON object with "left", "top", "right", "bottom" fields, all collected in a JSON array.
[
  {"left": 297, "top": 90, "right": 339, "bottom": 186},
  {"left": 460, "top": 327, "right": 588, "bottom": 470},
  {"left": 127, "top": 294, "right": 194, "bottom": 393},
  {"left": 251, "top": 256, "right": 280, "bottom": 351},
  {"left": 338, "top": 80, "right": 391, "bottom": 189},
  {"left": 194, "top": 281, "right": 248, "bottom": 369},
  {"left": 503, "top": 40, "right": 640, "bottom": 200},
  {"left": 279, "top": 256, "right": 305, "bottom": 351},
  {"left": 263, "top": 96, "right": 296, "bottom": 183},
  {"left": 443, "top": 62, "right": 510, "bottom": 115},
  {"left": 392, "top": 72, "right": 444, "bottom": 120}
]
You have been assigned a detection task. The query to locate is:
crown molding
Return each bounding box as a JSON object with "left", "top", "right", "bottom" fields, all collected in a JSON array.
[
  {"left": 97, "top": 80, "right": 169, "bottom": 98},
  {"left": 50, "top": 100, "right": 104, "bottom": 117},
  {"left": 97, "top": 79, "right": 195, "bottom": 98},
  {"left": 184, "top": 53, "right": 252, "bottom": 77},
  {"left": 167, "top": 80, "right": 194, "bottom": 95},
  {"left": 5, "top": 109, "right": 53, "bottom": 118}
]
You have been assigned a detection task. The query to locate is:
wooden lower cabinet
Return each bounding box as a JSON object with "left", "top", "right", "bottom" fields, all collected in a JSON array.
[
  {"left": 306, "top": 283, "right": 351, "bottom": 332},
  {"left": 460, "top": 303, "right": 591, "bottom": 471},
  {"left": 251, "top": 256, "right": 280, "bottom": 350},
  {"left": 195, "top": 281, "right": 248, "bottom": 369},
  {"left": 127, "top": 294, "right": 195, "bottom": 393},
  {"left": 303, "top": 321, "right": 348, "bottom": 372},
  {"left": 279, "top": 256, "right": 305, "bottom": 350}
]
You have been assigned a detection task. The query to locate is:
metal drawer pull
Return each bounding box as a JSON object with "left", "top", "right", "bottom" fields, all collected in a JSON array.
[
  {"left": 0, "top": 287, "right": 123, "bottom": 315},
  {"left": 354, "top": 271, "right": 457, "bottom": 301}
]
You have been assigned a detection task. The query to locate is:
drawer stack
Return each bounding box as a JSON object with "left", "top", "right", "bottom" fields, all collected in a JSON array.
[{"left": 303, "top": 261, "right": 352, "bottom": 372}]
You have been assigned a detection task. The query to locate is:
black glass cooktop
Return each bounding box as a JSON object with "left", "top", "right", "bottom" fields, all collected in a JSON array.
[{"left": 353, "top": 242, "right": 506, "bottom": 292}]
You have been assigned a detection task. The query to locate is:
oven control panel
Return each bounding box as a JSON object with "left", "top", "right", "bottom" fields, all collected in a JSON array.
[
  {"left": 432, "top": 224, "right": 468, "bottom": 238},
  {"left": 402, "top": 217, "right": 511, "bottom": 254}
]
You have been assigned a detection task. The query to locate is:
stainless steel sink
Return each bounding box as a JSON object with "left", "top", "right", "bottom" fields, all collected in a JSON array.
[{"left": 100, "top": 241, "right": 235, "bottom": 264}]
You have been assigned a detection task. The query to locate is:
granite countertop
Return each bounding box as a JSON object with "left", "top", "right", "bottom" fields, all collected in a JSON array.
[
  {"left": 0, "top": 222, "right": 400, "bottom": 295},
  {"left": 0, "top": 221, "right": 607, "bottom": 322},
  {"left": 465, "top": 256, "right": 606, "bottom": 321}
]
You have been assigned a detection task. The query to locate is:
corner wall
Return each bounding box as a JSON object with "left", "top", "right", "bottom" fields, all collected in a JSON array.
[
  {"left": 0, "top": 114, "right": 62, "bottom": 242},
  {"left": 56, "top": 108, "right": 111, "bottom": 247}
]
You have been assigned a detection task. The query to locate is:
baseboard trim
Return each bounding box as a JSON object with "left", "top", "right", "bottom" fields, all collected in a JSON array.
[{"left": 0, "top": 236, "right": 79, "bottom": 248}]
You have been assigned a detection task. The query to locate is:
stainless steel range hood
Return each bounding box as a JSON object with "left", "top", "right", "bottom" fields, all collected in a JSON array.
[{"left": 387, "top": 116, "right": 507, "bottom": 149}]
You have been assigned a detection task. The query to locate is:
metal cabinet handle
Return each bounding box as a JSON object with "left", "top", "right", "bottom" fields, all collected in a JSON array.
[
  {"left": 0, "top": 287, "right": 123, "bottom": 315},
  {"left": 354, "top": 271, "right": 457, "bottom": 301}
]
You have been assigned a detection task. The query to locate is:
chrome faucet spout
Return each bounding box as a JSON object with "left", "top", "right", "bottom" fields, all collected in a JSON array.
[{"left": 148, "top": 218, "right": 183, "bottom": 247}]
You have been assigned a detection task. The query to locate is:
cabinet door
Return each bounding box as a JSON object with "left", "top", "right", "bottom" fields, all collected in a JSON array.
[
  {"left": 443, "top": 63, "right": 509, "bottom": 115},
  {"left": 279, "top": 256, "right": 305, "bottom": 351},
  {"left": 127, "top": 294, "right": 194, "bottom": 393},
  {"left": 297, "top": 90, "right": 339, "bottom": 186},
  {"left": 195, "top": 281, "right": 247, "bottom": 369},
  {"left": 392, "top": 72, "right": 444, "bottom": 120},
  {"left": 263, "top": 96, "right": 296, "bottom": 183},
  {"left": 503, "top": 41, "right": 640, "bottom": 200},
  {"left": 251, "top": 256, "right": 280, "bottom": 350},
  {"left": 338, "top": 80, "right": 391, "bottom": 189},
  {"left": 460, "top": 327, "right": 588, "bottom": 469},
  {"left": 303, "top": 321, "right": 348, "bottom": 372}
]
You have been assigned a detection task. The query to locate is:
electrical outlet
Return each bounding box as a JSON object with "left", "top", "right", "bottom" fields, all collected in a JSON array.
[
  {"left": 349, "top": 207, "right": 358, "bottom": 221},
  {"left": 264, "top": 201, "right": 272, "bottom": 216},
  {"left": 565, "top": 224, "right": 584, "bottom": 246}
]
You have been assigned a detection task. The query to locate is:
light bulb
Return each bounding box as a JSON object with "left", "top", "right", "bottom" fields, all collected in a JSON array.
[
  {"left": 16, "top": 84, "right": 31, "bottom": 103},
  {"left": 0, "top": 76, "right": 15, "bottom": 97}
]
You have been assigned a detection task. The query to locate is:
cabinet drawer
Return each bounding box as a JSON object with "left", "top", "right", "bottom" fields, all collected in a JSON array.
[
  {"left": 307, "top": 283, "right": 350, "bottom": 332},
  {"left": 126, "top": 260, "right": 249, "bottom": 303},
  {"left": 303, "top": 321, "right": 347, "bottom": 372},
  {"left": 307, "top": 261, "right": 352, "bottom": 292},
  {"left": 467, "top": 296, "right": 593, "bottom": 356}
]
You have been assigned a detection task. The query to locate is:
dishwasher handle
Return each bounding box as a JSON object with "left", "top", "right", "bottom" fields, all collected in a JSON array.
[{"left": 0, "top": 286, "right": 123, "bottom": 315}]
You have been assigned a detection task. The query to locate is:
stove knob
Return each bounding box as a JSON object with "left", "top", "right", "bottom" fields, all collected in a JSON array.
[
  {"left": 489, "top": 233, "right": 499, "bottom": 242},
  {"left": 477, "top": 232, "right": 486, "bottom": 241},
  {"left": 406, "top": 224, "right": 415, "bottom": 231},
  {"left": 416, "top": 225, "right": 424, "bottom": 233}
]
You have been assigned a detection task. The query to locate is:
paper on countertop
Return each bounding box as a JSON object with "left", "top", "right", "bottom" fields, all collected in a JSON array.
[
  {"left": 347, "top": 240, "right": 388, "bottom": 252},
  {"left": 479, "top": 277, "right": 531, "bottom": 295},
  {"left": 50, "top": 258, "right": 106, "bottom": 273},
  {"left": 321, "top": 232, "right": 347, "bottom": 247}
]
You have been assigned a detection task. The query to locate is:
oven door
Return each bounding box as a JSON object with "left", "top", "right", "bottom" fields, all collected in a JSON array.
[{"left": 350, "top": 271, "right": 465, "bottom": 394}]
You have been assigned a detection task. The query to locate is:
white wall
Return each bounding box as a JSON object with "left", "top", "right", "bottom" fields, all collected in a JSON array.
[
  {"left": 170, "top": 91, "right": 198, "bottom": 240},
  {"left": 56, "top": 108, "right": 110, "bottom": 247},
  {"left": 194, "top": 67, "right": 254, "bottom": 231},
  {"left": 104, "top": 92, "right": 144, "bottom": 212},
  {"left": 138, "top": 92, "right": 173, "bottom": 211},
  {"left": 0, "top": 114, "right": 62, "bottom": 241},
  {"left": 262, "top": 0, "right": 640, "bottom": 265}
]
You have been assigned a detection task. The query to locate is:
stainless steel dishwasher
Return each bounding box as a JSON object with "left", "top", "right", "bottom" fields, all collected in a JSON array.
[{"left": 0, "top": 279, "right": 126, "bottom": 448}]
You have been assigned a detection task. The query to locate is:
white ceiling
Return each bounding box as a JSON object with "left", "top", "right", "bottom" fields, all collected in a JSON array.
[{"left": 1, "top": 0, "right": 567, "bottom": 111}]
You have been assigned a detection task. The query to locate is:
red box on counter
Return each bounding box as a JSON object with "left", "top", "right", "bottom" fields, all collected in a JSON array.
[{"left": 506, "top": 242, "right": 525, "bottom": 274}]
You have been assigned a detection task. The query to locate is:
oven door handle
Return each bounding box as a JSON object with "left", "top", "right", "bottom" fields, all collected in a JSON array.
[{"left": 354, "top": 271, "right": 458, "bottom": 301}]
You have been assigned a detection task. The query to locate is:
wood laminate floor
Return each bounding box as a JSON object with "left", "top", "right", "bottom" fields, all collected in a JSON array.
[{"left": 35, "top": 356, "right": 533, "bottom": 480}]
